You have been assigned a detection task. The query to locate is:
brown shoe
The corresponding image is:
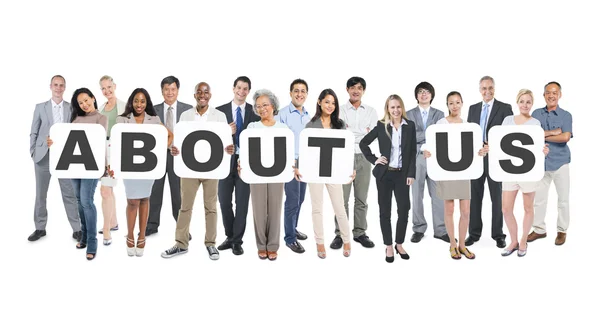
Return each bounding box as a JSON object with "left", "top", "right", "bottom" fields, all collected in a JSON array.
[
  {"left": 527, "top": 231, "right": 547, "bottom": 242},
  {"left": 555, "top": 232, "right": 567, "bottom": 245}
]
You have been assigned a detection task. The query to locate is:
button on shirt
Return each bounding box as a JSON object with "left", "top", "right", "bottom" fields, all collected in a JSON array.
[
  {"left": 532, "top": 105, "right": 573, "bottom": 171},
  {"left": 340, "top": 101, "right": 379, "bottom": 153},
  {"left": 389, "top": 119, "right": 408, "bottom": 169},
  {"left": 276, "top": 103, "right": 310, "bottom": 159}
]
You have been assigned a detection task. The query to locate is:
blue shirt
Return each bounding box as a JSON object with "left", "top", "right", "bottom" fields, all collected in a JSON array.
[
  {"left": 276, "top": 103, "right": 310, "bottom": 159},
  {"left": 532, "top": 105, "right": 573, "bottom": 171}
]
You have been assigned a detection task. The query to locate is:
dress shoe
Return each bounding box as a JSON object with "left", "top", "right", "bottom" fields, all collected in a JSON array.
[
  {"left": 286, "top": 241, "right": 305, "bottom": 253},
  {"left": 353, "top": 234, "right": 375, "bottom": 248},
  {"left": 217, "top": 238, "right": 232, "bottom": 251},
  {"left": 501, "top": 244, "right": 519, "bottom": 256},
  {"left": 145, "top": 228, "right": 158, "bottom": 236},
  {"left": 330, "top": 235, "right": 343, "bottom": 249},
  {"left": 103, "top": 237, "right": 112, "bottom": 246},
  {"left": 495, "top": 237, "right": 506, "bottom": 248},
  {"left": 98, "top": 225, "right": 118, "bottom": 234},
  {"left": 527, "top": 231, "right": 546, "bottom": 242},
  {"left": 385, "top": 248, "right": 394, "bottom": 263},
  {"left": 28, "top": 230, "right": 46, "bottom": 241},
  {"left": 465, "top": 236, "right": 479, "bottom": 246},
  {"left": 433, "top": 234, "right": 451, "bottom": 243},
  {"left": 72, "top": 231, "right": 82, "bottom": 241},
  {"left": 555, "top": 232, "right": 567, "bottom": 245},
  {"left": 518, "top": 243, "right": 528, "bottom": 257},
  {"left": 296, "top": 231, "right": 308, "bottom": 241},
  {"left": 395, "top": 244, "right": 409, "bottom": 260},
  {"left": 410, "top": 232, "right": 424, "bottom": 243},
  {"left": 232, "top": 243, "right": 244, "bottom": 255}
]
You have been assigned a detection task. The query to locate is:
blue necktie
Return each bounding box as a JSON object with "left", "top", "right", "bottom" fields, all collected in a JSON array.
[
  {"left": 421, "top": 110, "right": 428, "bottom": 128},
  {"left": 480, "top": 103, "right": 489, "bottom": 142},
  {"left": 235, "top": 106, "right": 243, "bottom": 147}
]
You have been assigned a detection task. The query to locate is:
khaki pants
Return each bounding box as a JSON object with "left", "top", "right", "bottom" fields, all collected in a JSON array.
[
  {"left": 175, "top": 178, "right": 218, "bottom": 249},
  {"left": 309, "top": 183, "right": 350, "bottom": 244},
  {"left": 533, "top": 164, "right": 570, "bottom": 234},
  {"left": 250, "top": 183, "right": 284, "bottom": 251}
]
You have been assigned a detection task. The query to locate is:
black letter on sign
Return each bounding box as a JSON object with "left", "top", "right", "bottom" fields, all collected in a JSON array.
[
  {"left": 436, "top": 132, "right": 474, "bottom": 171},
  {"left": 121, "top": 133, "right": 157, "bottom": 172},
  {"left": 308, "top": 137, "right": 345, "bottom": 177},
  {"left": 182, "top": 130, "right": 224, "bottom": 172},
  {"left": 499, "top": 133, "right": 535, "bottom": 174},
  {"left": 248, "top": 137, "right": 287, "bottom": 177},
  {"left": 56, "top": 130, "right": 99, "bottom": 170}
]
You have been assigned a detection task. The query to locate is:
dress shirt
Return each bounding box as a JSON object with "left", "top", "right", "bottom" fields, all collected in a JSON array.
[{"left": 389, "top": 119, "right": 408, "bottom": 169}]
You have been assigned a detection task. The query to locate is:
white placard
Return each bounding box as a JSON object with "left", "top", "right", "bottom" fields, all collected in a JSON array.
[
  {"left": 488, "top": 125, "right": 545, "bottom": 182},
  {"left": 298, "top": 128, "right": 355, "bottom": 184},
  {"left": 110, "top": 123, "right": 168, "bottom": 179},
  {"left": 239, "top": 127, "right": 295, "bottom": 184},
  {"left": 49, "top": 123, "right": 106, "bottom": 179}
]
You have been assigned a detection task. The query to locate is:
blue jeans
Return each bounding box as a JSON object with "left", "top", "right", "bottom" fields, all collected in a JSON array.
[
  {"left": 71, "top": 178, "right": 99, "bottom": 254},
  {"left": 283, "top": 178, "right": 307, "bottom": 244}
]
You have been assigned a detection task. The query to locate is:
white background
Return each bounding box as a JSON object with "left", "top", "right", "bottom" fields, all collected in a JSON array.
[{"left": 1, "top": 1, "right": 596, "bottom": 311}]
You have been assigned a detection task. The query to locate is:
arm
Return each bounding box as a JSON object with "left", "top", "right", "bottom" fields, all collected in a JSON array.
[
  {"left": 30, "top": 105, "right": 41, "bottom": 157},
  {"left": 359, "top": 123, "right": 379, "bottom": 164},
  {"left": 545, "top": 112, "right": 572, "bottom": 143},
  {"left": 545, "top": 131, "right": 571, "bottom": 143},
  {"left": 407, "top": 123, "right": 417, "bottom": 179}
]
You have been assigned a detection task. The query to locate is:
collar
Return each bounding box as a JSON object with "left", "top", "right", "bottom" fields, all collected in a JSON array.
[
  {"left": 288, "top": 103, "right": 308, "bottom": 115},
  {"left": 543, "top": 105, "right": 563, "bottom": 115},
  {"left": 51, "top": 99, "right": 63, "bottom": 107},
  {"left": 346, "top": 101, "right": 364, "bottom": 110}
]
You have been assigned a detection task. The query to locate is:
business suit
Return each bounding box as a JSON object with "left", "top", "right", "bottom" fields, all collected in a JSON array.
[
  {"left": 467, "top": 99, "right": 513, "bottom": 241},
  {"left": 406, "top": 106, "right": 446, "bottom": 237},
  {"left": 147, "top": 101, "right": 193, "bottom": 232},
  {"left": 360, "top": 119, "right": 417, "bottom": 245},
  {"left": 216, "top": 102, "right": 260, "bottom": 245},
  {"left": 29, "top": 100, "right": 79, "bottom": 231}
]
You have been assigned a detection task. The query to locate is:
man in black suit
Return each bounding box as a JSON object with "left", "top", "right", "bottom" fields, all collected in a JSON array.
[
  {"left": 147, "top": 76, "right": 193, "bottom": 236},
  {"left": 466, "top": 75, "right": 513, "bottom": 248},
  {"left": 216, "top": 76, "right": 260, "bottom": 255}
]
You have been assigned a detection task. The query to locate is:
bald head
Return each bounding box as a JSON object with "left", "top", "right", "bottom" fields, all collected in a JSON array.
[{"left": 194, "top": 82, "right": 212, "bottom": 112}]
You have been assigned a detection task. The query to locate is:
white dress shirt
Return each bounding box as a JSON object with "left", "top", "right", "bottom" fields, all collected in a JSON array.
[
  {"left": 51, "top": 99, "right": 64, "bottom": 123},
  {"left": 389, "top": 119, "right": 408, "bottom": 168},
  {"left": 231, "top": 101, "right": 245, "bottom": 124},
  {"left": 340, "top": 101, "right": 379, "bottom": 153}
]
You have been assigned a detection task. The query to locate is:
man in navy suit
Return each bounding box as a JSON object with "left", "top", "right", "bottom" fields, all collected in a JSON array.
[
  {"left": 466, "top": 75, "right": 513, "bottom": 248},
  {"left": 216, "top": 76, "right": 260, "bottom": 255}
]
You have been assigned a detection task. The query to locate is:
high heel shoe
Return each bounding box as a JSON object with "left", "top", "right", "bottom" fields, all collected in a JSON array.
[
  {"left": 343, "top": 243, "right": 351, "bottom": 257},
  {"left": 395, "top": 244, "right": 410, "bottom": 260},
  {"left": 136, "top": 237, "right": 146, "bottom": 257},
  {"left": 126, "top": 237, "right": 135, "bottom": 257},
  {"left": 501, "top": 244, "right": 519, "bottom": 257},
  {"left": 385, "top": 247, "right": 394, "bottom": 263},
  {"left": 103, "top": 235, "right": 112, "bottom": 246},
  {"left": 316, "top": 244, "right": 326, "bottom": 259}
]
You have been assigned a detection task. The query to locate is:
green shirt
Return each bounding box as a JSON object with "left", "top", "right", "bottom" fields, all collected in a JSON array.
[{"left": 101, "top": 104, "right": 119, "bottom": 137}]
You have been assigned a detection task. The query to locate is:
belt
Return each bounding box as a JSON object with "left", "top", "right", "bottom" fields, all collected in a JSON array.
[{"left": 387, "top": 167, "right": 402, "bottom": 171}]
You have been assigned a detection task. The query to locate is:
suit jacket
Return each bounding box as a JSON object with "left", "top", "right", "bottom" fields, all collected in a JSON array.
[
  {"left": 359, "top": 119, "right": 417, "bottom": 180},
  {"left": 406, "top": 106, "right": 444, "bottom": 150},
  {"left": 467, "top": 99, "right": 513, "bottom": 143},
  {"left": 180, "top": 106, "right": 227, "bottom": 123},
  {"left": 154, "top": 101, "right": 193, "bottom": 125},
  {"left": 216, "top": 101, "right": 261, "bottom": 172},
  {"left": 30, "top": 99, "right": 73, "bottom": 163}
]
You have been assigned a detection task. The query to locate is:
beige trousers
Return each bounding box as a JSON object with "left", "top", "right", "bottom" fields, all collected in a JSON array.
[
  {"left": 250, "top": 183, "right": 284, "bottom": 251},
  {"left": 309, "top": 183, "right": 350, "bottom": 244},
  {"left": 175, "top": 178, "right": 218, "bottom": 249},
  {"left": 533, "top": 164, "right": 570, "bottom": 234}
]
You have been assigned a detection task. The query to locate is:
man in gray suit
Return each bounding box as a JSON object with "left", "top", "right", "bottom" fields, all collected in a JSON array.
[
  {"left": 406, "top": 82, "right": 449, "bottom": 243},
  {"left": 29, "top": 75, "right": 81, "bottom": 242},
  {"left": 147, "top": 76, "right": 193, "bottom": 236}
]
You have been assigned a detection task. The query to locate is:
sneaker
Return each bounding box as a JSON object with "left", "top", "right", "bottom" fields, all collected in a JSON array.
[
  {"left": 207, "top": 246, "right": 220, "bottom": 260},
  {"left": 161, "top": 245, "right": 188, "bottom": 258}
]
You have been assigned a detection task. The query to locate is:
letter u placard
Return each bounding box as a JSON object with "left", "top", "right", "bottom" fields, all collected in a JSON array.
[
  {"left": 238, "top": 128, "right": 295, "bottom": 183},
  {"left": 49, "top": 123, "right": 106, "bottom": 179},
  {"left": 109, "top": 123, "right": 168, "bottom": 179}
]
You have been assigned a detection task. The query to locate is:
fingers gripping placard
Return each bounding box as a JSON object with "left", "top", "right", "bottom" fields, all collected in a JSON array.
[
  {"left": 298, "top": 128, "right": 355, "bottom": 184},
  {"left": 109, "top": 123, "right": 168, "bottom": 179},
  {"left": 488, "top": 125, "right": 545, "bottom": 182}
]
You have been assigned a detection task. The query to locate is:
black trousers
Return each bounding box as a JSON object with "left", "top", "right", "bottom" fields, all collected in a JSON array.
[
  {"left": 376, "top": 169, "right": 411, "bottom": 245},
  {"left": 469, "top": 156, "right": 505, "bottom": 240},
  {"left": 148, "top": 151, "right": 180, "bottom": 231},
  {"left": 218, "top": 154, "right": 251, "bottom": 245}
]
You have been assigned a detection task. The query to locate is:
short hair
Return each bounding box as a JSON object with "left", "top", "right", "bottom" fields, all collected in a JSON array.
[
  {"left": 516, "top": 89, "right": 534, "bottom": 103},
  {"left": 544, "top": 81, "right": 562, "bottom": 91},
  {"left": 346, "top": 76, "right": 366, "bottom": 90},
  {"left": 161, "top": 76, "right": 180, "bottom": 89},
  {"left": 194, "top": 82, "right": 211, "bottom": 92},
  {"left": 479, "top": 75, "right": 495, "bottom": 85},
  {"left": 50, "top": 75, "right": 65, "bottom": 84},
  {"left": 234, "top": 76, "right": 252, "bottom": 90},
  {"left": 99, "top": 75, "right": 114, "bottom": 85},
  {"left": 290, "top": 78, "right": 308, "bottom": 92},
  {"left": 70, "top": 88, "right": 98, "bottom": 122},
  {"left": 252, "top": 89, "right": 279, "bottom": 116},
  {"left": 414, "top": 81, "right": 435, "bottom": 103},
  {"left": 122, "top": 88, "right": 157, "bottom": 117}
]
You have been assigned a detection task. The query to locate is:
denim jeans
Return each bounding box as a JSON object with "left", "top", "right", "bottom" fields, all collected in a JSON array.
[
  {"left": 283, "top": 178, "right": 307, "bottom": 244},
  {"left": 71, "top": 178, "right": 99, "bottom": 254}
]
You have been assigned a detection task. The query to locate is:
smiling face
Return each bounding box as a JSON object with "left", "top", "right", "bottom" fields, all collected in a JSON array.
[
  {"left": 388, "top": 99, "right": 403, "bottom": 121},
  {"left": 290, "top": 83, "right": 307, "bottom": 108},
  {"left": 417, "top": 88, "right": 432, "bottom": 105},
  {"left": 233, "top": 81, "right": 250, "bottom": 104},
  {"left": 544, "top": 83, "right": 561, "bottom": 110},
  {"left": 319, "top": 94, "right": 336, "bottom": 117},
  {"left": 50, "top": 76, "right": 66, "bottom": 100},
  {"left": 100, "top": 79, "right": 116, "bottom": 101},
  {"left": 255, "top": 95, "right": 274, "bottom": 120},
  {"left": 77, "top": 93, "right": 96, "bottom": 114},
  {"left": 347, "top": 83, "right": 364, "bottom": 104},
  {"left": 162, "top": 82, "right": 179, "bottom": 105},
  {"left": 447, "top": 94, "right": 463, "bottom": 117},
  {"left": 517, "top": 93, "right": 534, "bottom": 115},
  {"left": 133, "top": 92, "right": 147, "bottom": 117},
  {"left": 479, "top": 79, "right": 495, "bottom": 103},
  {"left": 194, "top": 83, "right": 211, "bottom": 110}
]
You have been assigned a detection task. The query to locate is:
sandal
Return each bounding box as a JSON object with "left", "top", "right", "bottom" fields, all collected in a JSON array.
[
  {"left": 258, "top": 250, "right": 268, "bottom": 260},
  {"left": 86, "top": 253, "right": 96, "bottom": 261},
  {"left": 316, "top": 244, "right": 326, "bottom": 259},
  {"left": 459, "top": 246, "right": 476, "bottom": 259},
  {"left": 267, "top": 251, "right": 278, "bottom": 261},
  {"left": 450, "top": 247, "right": 461, "bottom": 260},
  {"left": 343, "top": 243, "right": 351, "bottom": 257},
  {"left": 136, "top": 237, "right": 146, "bottom": 257},
  {"left": 126, "top": 237, "right": 135, "bottom": 257},
  {"left": 76, "top": 242, "right": 87, "bottom": 249}
]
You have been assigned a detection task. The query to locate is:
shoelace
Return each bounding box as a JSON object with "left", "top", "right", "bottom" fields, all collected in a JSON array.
[{"left": 166, "top": 246, "right": 179, "bottom": 254}]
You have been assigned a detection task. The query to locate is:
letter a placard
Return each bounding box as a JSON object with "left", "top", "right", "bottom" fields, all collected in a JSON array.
[{"left": 49, "top": 123, "right": 106, "bottom": 179}]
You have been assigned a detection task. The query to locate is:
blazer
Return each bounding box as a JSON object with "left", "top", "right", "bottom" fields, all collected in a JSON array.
[
  {"left": 359, "top": 119, "right": 417, "bottom": 180},
  {"left": 154, "top": 101, "right": 193, "bottom": 125},
  {"left": 30, "top": 99, "right": 73, "bottom": 163},
  {"left": 180, "top": 106, "right": 227, "bottom": 123},
  {"left": 467, "top": 99, "right": 513, "bottom": 142},
  {"left": 406, "top": 106, "right": 444, "bottom": 150},
  {"left": 216, "top": 102, "right": 261, "bottom": 171},
  {"left": 99, "top": 98, "right": 127, "bottom": 115},
  {"left": 116, "top": 113, "right": 162, "bottom": 125}
]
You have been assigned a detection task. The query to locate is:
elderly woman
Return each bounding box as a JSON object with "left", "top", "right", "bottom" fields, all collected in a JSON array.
[
  {"left": 237, "top": 89, "right": 287, "bottom": 261},
  {"left": 117, "top": 88, "right": 173, "bottom": 257},
  {"left": 500, "top": 89, "right": 549, "bottom": 257},
  {"left": 48, "top": 88, "right": 108, "bottom": 260},
  {"left": 97, "top": 75, "right": 126, "bottom": 245}
]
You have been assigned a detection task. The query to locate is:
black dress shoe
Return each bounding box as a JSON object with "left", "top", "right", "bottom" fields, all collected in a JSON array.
[
  {"left": 495, "top": 237, "right": 506, "bottom": 248},
  {"left": 353, "top": 234, "right": 375, "bottom": 248},
  {"left": 145, "top": 228, "right": 158, "bottom": 236},
  {"left": 395, "top": 244, "right": 410, "bottom": 260},
  {"left": 330, "top": 235, "right": 343, "bottom": 249},
  {"left": 217, "top": 238, "right": 232, "bottom": 251},
  {"left": 411, "top": 232, "right": 424, "bottom": 243},
  {"left": 232, "top": 243, "right": 244, "bottom": 255},
  {"left": 28, "top": 230, "right": 46, "bottom": 241},
  {"left": 296, "top": 231, "right": 308, "bottom": 241},
  {"left": 286, "top": 241, "right": 305, "bottom": 253},
  {"left": 465, "top": 236, "right": 479, "bottom": 246},
  {"left": 385, "top": 249, "right": 394, "bottom": 263},
  {"left": 72, "top": 231, "right": 82, "bottom": 241},
  {"left": 433, "top": 234, "right": 451, "bottom": 243}
]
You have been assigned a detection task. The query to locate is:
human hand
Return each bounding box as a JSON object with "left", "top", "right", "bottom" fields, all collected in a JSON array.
[
  {"left": 47, "top": 136, "right": 53, "bottom": 147},
  {"left": 543, "top": 143, "right": 550, "bottom": 156},
  {"left": 229, "top": 122, "right": 236, "bottom": 135},
  {"left": 292, "top": 166, "right": 302, "bottom": 182},
  {"left": 406, "top": 178, "right": 414, "bottom": 186},
  {"left": 375, "top": 156, "right": 388, "bottom": 165},
  {"left": 170, "top": 146, "right": 180, "bottom": 156},
  {"left": 423, "top": 150, "right": 431, "bottom": 158}
]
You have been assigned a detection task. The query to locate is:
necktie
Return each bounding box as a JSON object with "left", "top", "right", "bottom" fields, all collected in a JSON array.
[
  {"left": 53, "top": 105, "right": 62, "bottom": 124},
  {"left": 480, "top": 103, "right": 489, "bottom": 142},
  {"left": 235, "top": 106, "right": 243, "bottom": 146},
  {"left": 166, "top": 106, "right": 174, "bottom": 132},
  {"left": 421, "top": 110, "right": 428, "bottom": 128}
]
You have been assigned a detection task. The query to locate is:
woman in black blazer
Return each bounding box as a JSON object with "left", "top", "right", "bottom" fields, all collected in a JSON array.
[{"left": 359, "top": 94, "right": 417, "bottom": 263}]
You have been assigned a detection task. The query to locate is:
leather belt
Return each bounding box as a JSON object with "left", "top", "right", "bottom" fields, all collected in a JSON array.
[{"left": 387, "top": 167, "right": 401, "bottom": 171}]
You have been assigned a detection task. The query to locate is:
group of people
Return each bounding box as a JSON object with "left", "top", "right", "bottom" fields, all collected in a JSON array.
[{"left": 29, "top": 74, "right": 572, "bottom": 262}]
